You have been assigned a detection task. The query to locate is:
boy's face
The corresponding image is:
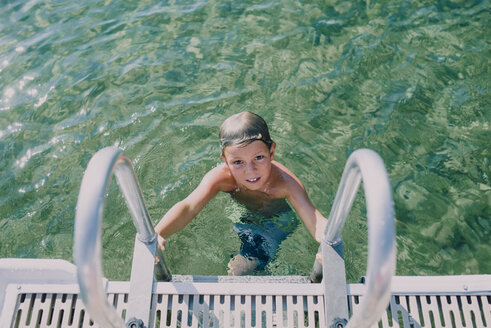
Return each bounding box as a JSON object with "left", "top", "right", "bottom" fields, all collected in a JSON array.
[{"left": 221, "top": 140, "right": 275, "bottom": 191}]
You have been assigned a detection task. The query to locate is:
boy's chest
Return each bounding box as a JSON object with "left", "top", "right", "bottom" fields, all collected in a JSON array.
[{"left": 230, "top": 189, "right": 290, "bottom": 216}]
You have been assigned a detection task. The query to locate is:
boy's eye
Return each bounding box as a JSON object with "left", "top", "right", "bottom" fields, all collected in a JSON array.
[
  {"left": 233, "top": 160, "right": 243, "bottom": 165},
  {"left": 255, "top": 155, "right": 265, "bottom": 160}
]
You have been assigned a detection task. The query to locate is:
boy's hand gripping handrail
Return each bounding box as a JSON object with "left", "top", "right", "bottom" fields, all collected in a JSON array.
[
  {"left": 314, "top": 149, "right": 396, "bottom": 328},
  {"left": 74, "top": 147, "right": 171, "bottom": 328}
]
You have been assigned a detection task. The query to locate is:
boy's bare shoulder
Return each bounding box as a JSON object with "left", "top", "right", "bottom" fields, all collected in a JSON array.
[
  {"left": 271, "top": 161, "right": 306, "bottom": 195},
  {"left": 203, "top": 163, "right": 237, "bottom": 192},
  {"left": 273, "top": 161, "right": 303, "bottom": 188},
  {"left": 271, "top": 161, "right": 313, "bottom": 210}
]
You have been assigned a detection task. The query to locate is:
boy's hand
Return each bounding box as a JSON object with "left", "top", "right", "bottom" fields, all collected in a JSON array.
[
  {"left": 157, "top": 234, "right": 166, "bottom": 251},
  {"left": 316, "top": 251, "right": 322, "bottom": 264},
  {"left": 154, "top": 234, "right": 166, "bottom": 265}
]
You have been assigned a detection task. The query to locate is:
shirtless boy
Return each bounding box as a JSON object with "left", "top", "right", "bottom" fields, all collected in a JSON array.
[{"left": 155, "top": 111, "right": 328, "bottom": 275}]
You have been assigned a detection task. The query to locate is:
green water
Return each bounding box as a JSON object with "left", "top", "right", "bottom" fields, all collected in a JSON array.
[{"left": 0, "top": 0, "right": 489, "bottom": 281}]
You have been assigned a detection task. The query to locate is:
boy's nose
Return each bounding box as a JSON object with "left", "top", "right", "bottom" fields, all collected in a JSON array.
[{"left": 245, "top": 162, "right": 257, "bottom": 173}]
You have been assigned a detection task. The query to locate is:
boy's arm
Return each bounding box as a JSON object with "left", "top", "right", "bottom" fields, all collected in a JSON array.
[
  {"left": 155, "top": 165, "right": 234, "bottom": 246},
  {"left": 285, "top": 177, "right": 328, "bottom": 243}
]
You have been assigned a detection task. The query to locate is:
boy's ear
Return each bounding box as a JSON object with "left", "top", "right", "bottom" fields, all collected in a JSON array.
[{"left": 270, "top": 143, "right": 276, "bottom": 160}]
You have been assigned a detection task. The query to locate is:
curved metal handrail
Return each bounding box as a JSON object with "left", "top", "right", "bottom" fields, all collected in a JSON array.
[
  {"left": 74, "top": 147, "right": 170, "bottom": 328},
  {"left": 315, "top": 149, "right": 396, "bottom": 328}
]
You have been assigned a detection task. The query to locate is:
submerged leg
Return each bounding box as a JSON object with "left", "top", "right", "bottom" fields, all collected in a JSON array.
[{"left": 227, "top": 254, "right": 259, "bottom": 275}]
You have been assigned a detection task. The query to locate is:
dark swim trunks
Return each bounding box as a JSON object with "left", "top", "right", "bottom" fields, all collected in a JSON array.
[{"left": 233, "top": 209, "right": 298, "bottom": 271}]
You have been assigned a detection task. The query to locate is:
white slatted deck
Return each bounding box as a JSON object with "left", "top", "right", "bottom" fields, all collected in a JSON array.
[{"left": 3, "top": 271, "right": 490, "bottom": 328}]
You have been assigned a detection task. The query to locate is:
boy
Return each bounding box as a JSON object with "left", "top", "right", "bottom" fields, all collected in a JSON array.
[{"left": 155, "top": 111, "right": 328, "bottom": 275}]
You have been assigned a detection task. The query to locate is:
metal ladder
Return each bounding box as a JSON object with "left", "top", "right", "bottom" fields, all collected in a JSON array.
[
  {"left": 1, "top": 147, "right": 489, "bottom": 328},
  {"left": 74, "top": 146, "right": 396, "bottom": 328}
]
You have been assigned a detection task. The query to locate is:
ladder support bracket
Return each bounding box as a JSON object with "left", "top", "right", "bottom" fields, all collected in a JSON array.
[{"left": 322, "top": 239, "right": 349, "bottom": 327}]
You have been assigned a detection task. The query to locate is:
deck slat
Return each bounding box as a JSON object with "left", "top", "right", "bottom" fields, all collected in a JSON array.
[{"left": 3, "top": 277, "right": 490, "bottom": 328}]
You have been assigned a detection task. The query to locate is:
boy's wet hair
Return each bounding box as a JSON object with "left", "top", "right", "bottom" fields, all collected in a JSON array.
[{"left": 219, "top": 112, "right": 273, "bottom": 151}]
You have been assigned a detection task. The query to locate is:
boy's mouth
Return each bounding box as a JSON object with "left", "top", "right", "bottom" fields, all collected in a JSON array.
[{"left": 246, "top": 177, "right": 260, "bottom": 183}]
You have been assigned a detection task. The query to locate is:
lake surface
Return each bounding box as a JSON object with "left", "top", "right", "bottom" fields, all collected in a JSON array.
[{"left": 0, "top": 0, "right": 489, "bottom": 281}]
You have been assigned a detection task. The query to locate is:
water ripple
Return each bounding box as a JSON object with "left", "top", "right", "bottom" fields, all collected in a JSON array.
[{"left": 0, "top": 0, "right": 489, "bottom": 277}]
